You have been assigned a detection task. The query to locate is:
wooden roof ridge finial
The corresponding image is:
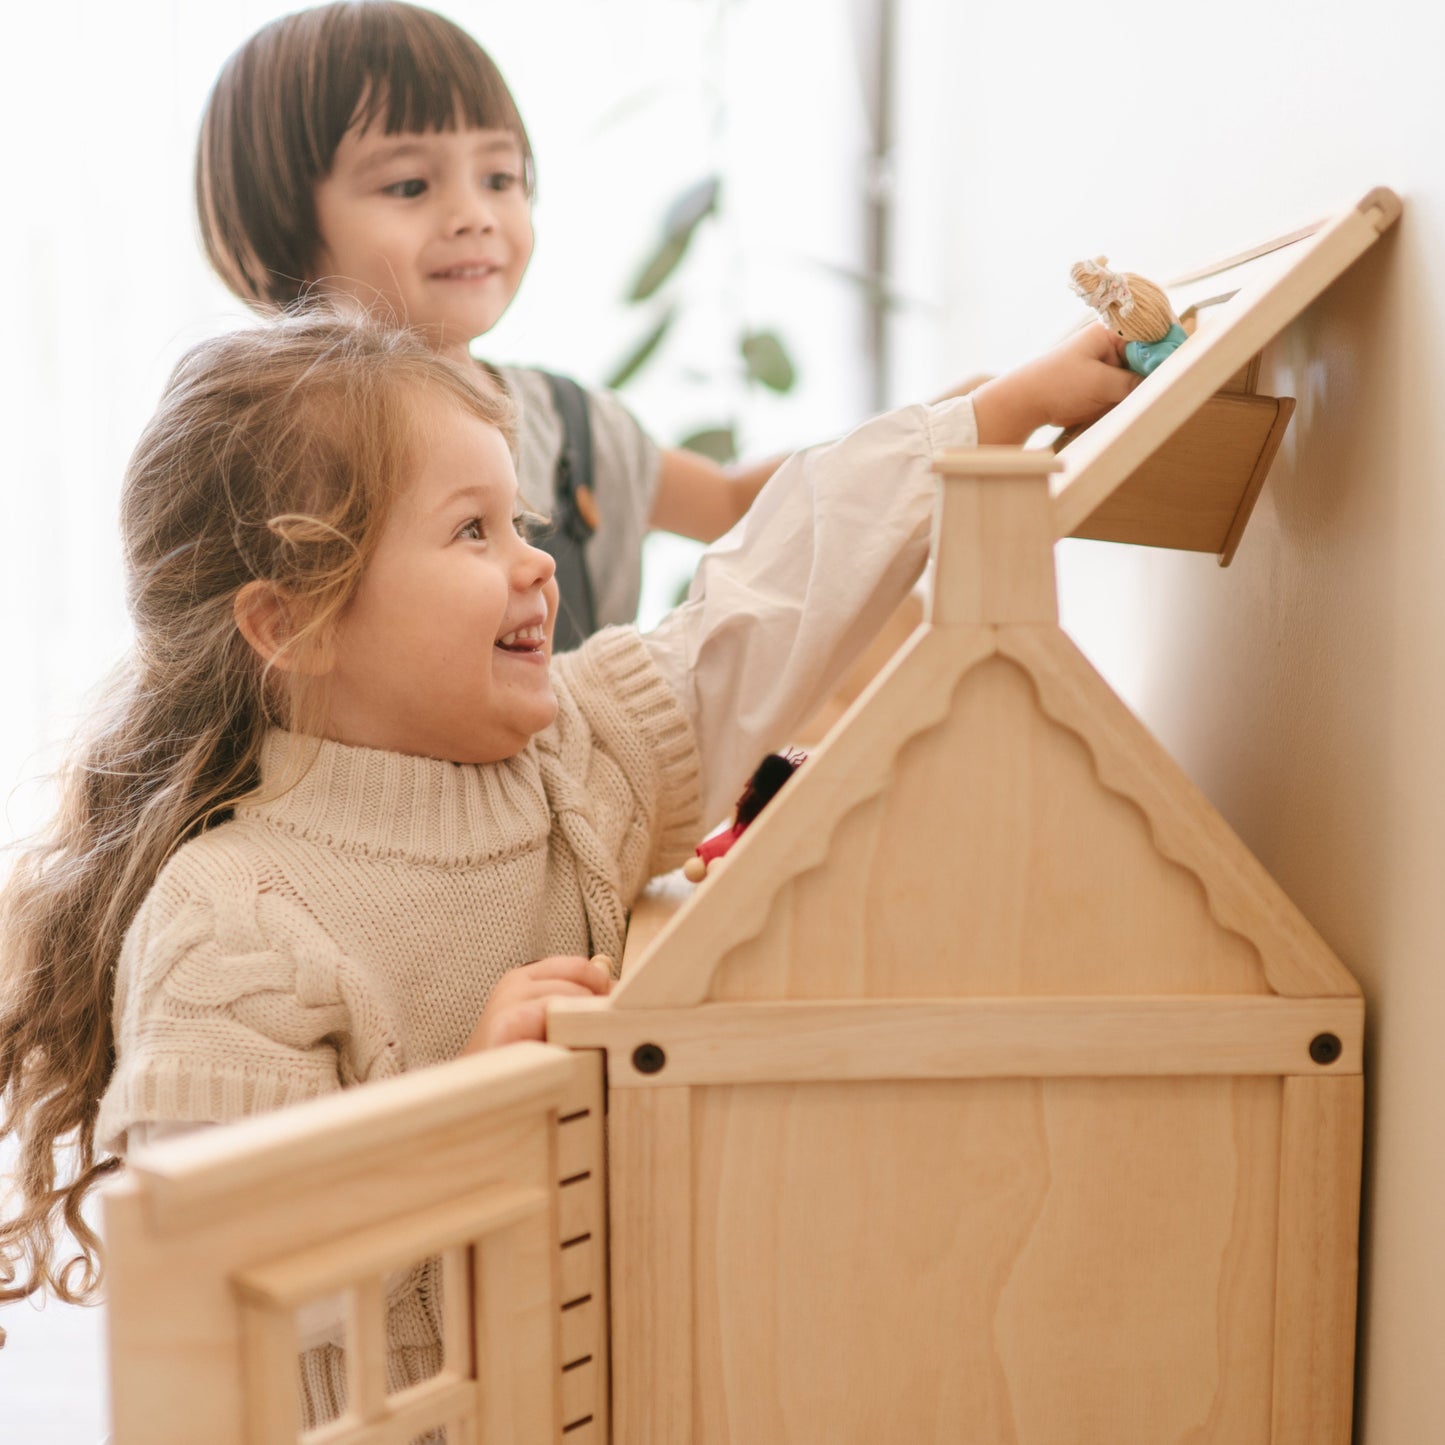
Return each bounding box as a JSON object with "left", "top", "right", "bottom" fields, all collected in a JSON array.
[{"left": 929, "top": 447, "right": 1064, "bottom": 628}]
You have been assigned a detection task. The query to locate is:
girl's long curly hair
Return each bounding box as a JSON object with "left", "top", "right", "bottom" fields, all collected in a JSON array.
[{"left": 0, "top": 310, "right": 512, "bottom": 1305}]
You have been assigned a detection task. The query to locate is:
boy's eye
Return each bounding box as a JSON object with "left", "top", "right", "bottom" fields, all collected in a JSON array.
[
  {"left": 458, "top": 518, "right": 485, "bottom": 541},
  {"left": 384, "top": 178, "right": 427, "bottom": 199},
  {"left": 484, "top": 171, "right": 520, "bottom": 193}
]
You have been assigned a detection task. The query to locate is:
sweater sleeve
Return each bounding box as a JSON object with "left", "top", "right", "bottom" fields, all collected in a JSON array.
[
  {"left": 642, "top": 395, "right": 978, "bottom": 823},
  {"left": 546, "top": 628, "right": 705, "bottom": 922},
  {"left": 97, "top": 858, "right": 355, "bottom": 1154}
]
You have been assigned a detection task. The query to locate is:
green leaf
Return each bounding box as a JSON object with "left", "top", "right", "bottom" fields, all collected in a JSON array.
[
  {"left": 605, "top": 306, "right": 676, "bottom": 390},
  {"left": 679, "top": 426, "right": 738, "bottom": 464},
  {"left": 628, "top": 175, "right": 721, "bottom": 302},
  {"left": 629, "top": 231, "right": 692, "bottom": 303},
  {"left": 664, "top": 175, "right": 720, "bottom": 236},
  {"left": 740, "top": 330, "right": 797, "bottom": 392}
]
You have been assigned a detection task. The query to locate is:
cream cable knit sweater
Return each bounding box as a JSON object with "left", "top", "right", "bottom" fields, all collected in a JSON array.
[{"left": 100, "top": 628, "right": 701, "bottom": 1151}]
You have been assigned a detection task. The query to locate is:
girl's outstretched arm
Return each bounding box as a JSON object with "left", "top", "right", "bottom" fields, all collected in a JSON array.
[
  {"left": 645, "top": 327, "right": 1134, "bottom": 545},
  {"left": 643, "top": 393, "right": 977, "bottom": 824},
  {"left": 971, "top": 324, "right": 1136, "bottom": 443},
  {"left": 642, "top": 324, "right": 1133, "bottom": 823}
]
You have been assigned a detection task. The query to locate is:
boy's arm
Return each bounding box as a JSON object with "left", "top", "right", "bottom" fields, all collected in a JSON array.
[{"left": 648, "top": 448, "right": 786, "bottom": 543}]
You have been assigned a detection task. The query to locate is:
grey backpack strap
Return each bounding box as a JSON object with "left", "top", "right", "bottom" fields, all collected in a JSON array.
[{"left": 539, "top": 372, "right": 598, "bottom": 652}]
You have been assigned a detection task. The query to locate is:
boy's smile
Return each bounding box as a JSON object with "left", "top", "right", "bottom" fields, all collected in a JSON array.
[
  {"left": 312, "top": 122, "right": 533, "bottom": 362},
  {"left": 322, "top": 390, "right": 559, "bottom": 764}
]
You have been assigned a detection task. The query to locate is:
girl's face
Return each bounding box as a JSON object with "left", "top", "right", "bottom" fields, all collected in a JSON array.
[
  {"left": 322, "top": 391, "right": 559, "bottom": 763},
  {"left": 312, "top": 122, "right": 533, "bottom": 362}
]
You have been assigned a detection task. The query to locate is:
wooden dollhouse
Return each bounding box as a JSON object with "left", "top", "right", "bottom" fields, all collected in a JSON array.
[{"left": 102, "top": 187, "right": 1399, "bottom": 1444}]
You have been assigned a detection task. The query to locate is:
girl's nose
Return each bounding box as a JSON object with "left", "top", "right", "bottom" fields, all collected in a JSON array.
[{"left": 516, "top": 537, "right": 556, "bottom": 591}]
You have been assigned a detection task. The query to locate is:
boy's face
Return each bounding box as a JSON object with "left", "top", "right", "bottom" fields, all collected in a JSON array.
[
  {"left": 312, "top": 123, "right": 533, "bottom": 361},
  {"left": 322, "top": 391, "right": 559, "bottom": 764}
]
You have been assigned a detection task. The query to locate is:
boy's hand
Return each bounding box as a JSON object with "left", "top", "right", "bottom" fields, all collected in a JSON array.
[
  {"left": 971, "top": 324, "right": 1139, "bottom": 445},
  {"left": 463, "top": 954, "right": 613, "bottom": 1051}
]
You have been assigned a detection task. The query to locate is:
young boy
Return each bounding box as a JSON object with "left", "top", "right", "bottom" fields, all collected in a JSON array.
[{"left": 197, "top": 2, "right": 1134, "bottom": 643}]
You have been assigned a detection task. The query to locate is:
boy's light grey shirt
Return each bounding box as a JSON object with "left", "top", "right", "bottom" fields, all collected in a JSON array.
[{"left": 497, "top": 365, "right": 661, "bottom": 630}]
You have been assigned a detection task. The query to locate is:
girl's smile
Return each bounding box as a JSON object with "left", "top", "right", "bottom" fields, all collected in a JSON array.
[{"left": 322, "top": 390, "right": 559, "bottom": 763}]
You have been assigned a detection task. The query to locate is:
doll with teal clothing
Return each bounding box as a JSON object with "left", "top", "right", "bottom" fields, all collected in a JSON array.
[{"left": 1070, "top": 256, "right": 1187, "bottom": 377}]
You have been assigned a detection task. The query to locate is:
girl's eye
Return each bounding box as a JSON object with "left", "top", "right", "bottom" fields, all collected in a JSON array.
[
  {"left": 484, "top": 171, "right": 520, "bottom": 193},
  {"left": 384, "top": 178, "right": 427, "bottom": 199},
  {"left": 458, "top": 518, "right": 485, "bottom": 542},
  {"left": 515, "top": 511, "right": 548, "bottom": 542}
]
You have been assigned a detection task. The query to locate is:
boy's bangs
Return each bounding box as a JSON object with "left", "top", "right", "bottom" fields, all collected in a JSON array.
[{"left": 348, "top": 12, "right": 528, "bottom": 159}]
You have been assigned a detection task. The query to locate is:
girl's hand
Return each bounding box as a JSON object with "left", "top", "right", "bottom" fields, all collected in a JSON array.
[
  {"left": 463, "top": 954, "right": 613, "bottom": 1051},
  {"left": 971, "top": 324, "right": 1139, "bottom": 444}
]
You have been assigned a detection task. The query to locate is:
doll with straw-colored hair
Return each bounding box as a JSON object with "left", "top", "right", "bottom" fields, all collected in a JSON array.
[{"left": 1070, "top": 256, "right": 1188, "bottom": 377}]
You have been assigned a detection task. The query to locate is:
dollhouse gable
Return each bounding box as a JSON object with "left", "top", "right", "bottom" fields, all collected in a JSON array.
[{"left": 607, "top": 450, "right": 1357, "bottom": 1012}]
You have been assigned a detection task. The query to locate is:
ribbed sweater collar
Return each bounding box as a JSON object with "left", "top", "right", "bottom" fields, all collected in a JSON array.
[{"left": 236, "top": 730, "right": 549, "bottom": 867}]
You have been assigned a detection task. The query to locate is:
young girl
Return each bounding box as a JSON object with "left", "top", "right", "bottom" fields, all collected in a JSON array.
[
  {"left": 194, "top": 0, "right": 983, "bottom": 647},
  {"left": 0, "top": 310, "right": 1130, "bottom": 1416}
]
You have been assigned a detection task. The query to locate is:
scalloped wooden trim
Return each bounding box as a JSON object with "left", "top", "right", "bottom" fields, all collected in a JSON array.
[
  {"left": 700, "top": 647, "right": 1276, "bottom": 1001},
  {"left": 999, "top": 627, "right": 1358, "bottom": 998},
  {"left": 609, "top": 626, "right": 999, "bottom": 1009},
  {"left": 616, "top": 613, "right": 1356, "bottom": 1009}
]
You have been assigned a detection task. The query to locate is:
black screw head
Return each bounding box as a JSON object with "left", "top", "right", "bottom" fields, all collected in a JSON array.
[
  {"left": 632, "top": 1042, "right": 667, "bottom": 1075},
  {"left": 1309, "top": 1032, "right": 1343, "bottom": 1066}
]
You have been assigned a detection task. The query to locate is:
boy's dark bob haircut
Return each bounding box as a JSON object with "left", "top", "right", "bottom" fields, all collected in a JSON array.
[{"left": 198, "top": 1, "right": 533, "bottom": 309}]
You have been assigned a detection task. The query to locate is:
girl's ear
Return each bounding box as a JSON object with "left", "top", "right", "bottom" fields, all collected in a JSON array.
[{"left": 233, "top": 581, "right": 335, "bottom": 676}]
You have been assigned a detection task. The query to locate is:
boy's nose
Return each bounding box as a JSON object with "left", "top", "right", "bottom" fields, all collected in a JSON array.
[{"left": 447, "top": 186, "right": 498, "bottom": 236}]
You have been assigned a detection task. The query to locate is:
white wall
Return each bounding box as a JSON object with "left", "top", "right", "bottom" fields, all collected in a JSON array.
[{"left": 908, "top": 2, "right": 1443, "bottom": 1438}]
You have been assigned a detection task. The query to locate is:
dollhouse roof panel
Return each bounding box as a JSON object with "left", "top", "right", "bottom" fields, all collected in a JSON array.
[{"left": 611, "top": 615, "right": 1356, "bottom": 1009}]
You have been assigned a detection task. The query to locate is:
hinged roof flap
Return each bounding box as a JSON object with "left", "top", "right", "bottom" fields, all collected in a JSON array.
[{"left": 1052, "top": 186, "right": 1401, "bottom": 539}]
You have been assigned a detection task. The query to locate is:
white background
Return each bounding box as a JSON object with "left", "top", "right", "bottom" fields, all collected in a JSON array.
[{"left": 0, "top": 2, "right": 958, "bottom": 1437}]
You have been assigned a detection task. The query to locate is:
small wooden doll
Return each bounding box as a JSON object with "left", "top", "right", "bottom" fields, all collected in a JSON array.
[
  {"left": 683, "top": 751, "right": 805, "bottom": 883},
  {"left": 1070, "top": 256, "right": 1187, "bottom": 377}
]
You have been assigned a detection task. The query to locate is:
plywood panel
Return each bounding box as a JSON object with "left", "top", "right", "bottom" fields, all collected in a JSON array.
[
  {"left": 1271, "top": 1075, "right": 1363, "bottom": 1445},
  {"left": 608, "top": 1087, "right": 693, "bottom": 1444},
  {"left": 691, "top": 1076, "right": 1281, "bottom": 1445},
  {"left": 1067, "top": 393, "right": 1291, "bottom": 555},
  {"left": 711, "top": 657, "right": 1268, "bottom": 1000}
]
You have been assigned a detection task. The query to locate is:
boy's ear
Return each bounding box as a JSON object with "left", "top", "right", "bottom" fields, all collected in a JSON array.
[{"left": 233, "top": 581, "right": 334, "bottom": 676}]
